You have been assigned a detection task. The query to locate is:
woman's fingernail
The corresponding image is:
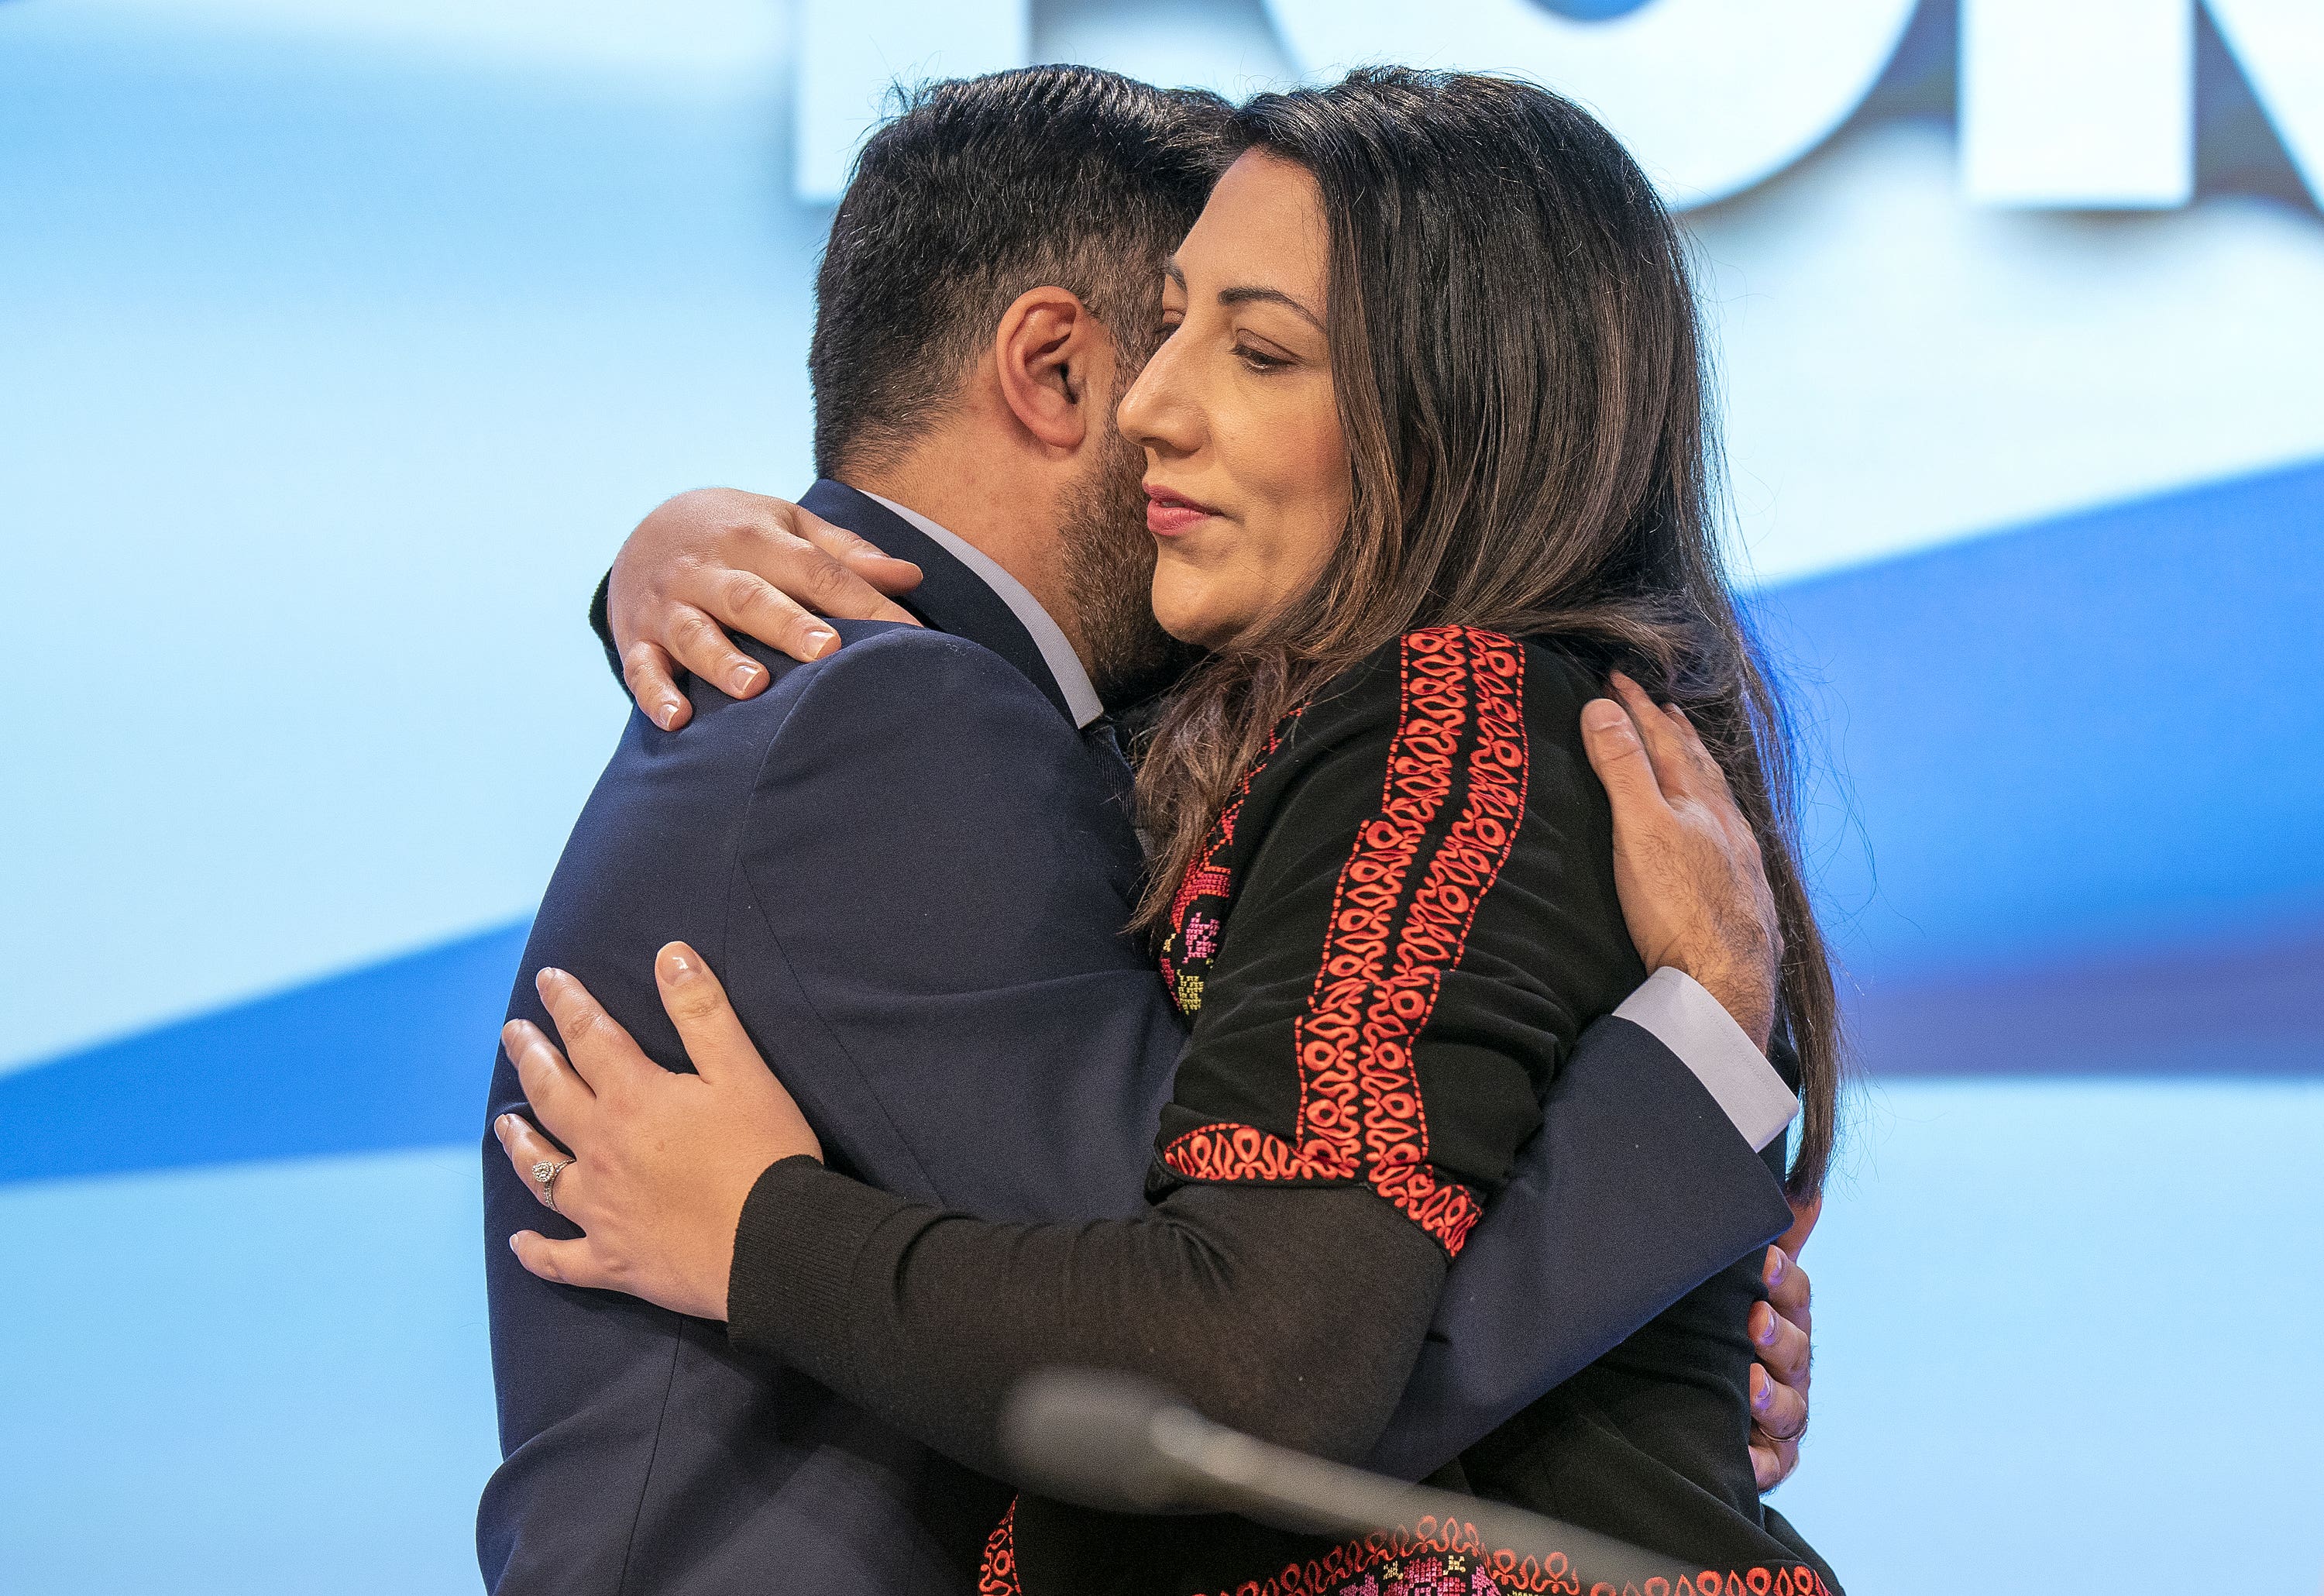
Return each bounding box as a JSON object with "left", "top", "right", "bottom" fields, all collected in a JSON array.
[
  {"left": 493, "top": 1114, "right": 510, "bottom": 1142},
  {"left": 507, "top": 1234, "right": 521, "bottom": 1254},
  {"left": 664, "top": 946, "right": 696, "bottom": 979}
]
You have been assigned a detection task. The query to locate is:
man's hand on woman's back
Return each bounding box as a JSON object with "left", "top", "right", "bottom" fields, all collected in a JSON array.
[
  {"left": 1579, "top": 672, "right": 1785, "bottom": 1051},
  {"left": 1581, "top": 672, "right": 1818, "bottom": 1492},
  {"left": 605, "top": 487, "right": 926, "bottom": 731}
]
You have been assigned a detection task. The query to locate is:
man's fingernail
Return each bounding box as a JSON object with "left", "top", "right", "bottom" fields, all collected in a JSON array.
[
  {"left": 659, "top": 701, "right": 682, "bottom": 728},
  {"left": 1757, "top": 1312, "right": 1777, "bottom": 1346},
  {"left": 1754, "top": 1374, "right": 1772, "bottom": 1409},
  {"left": 805, "top": 628, "right": 837, "bottom": 657},
  {"left": 493, "top": 1114, "right": 509, "bottom": 1142},
  {"left": 663, "top": 946, "right": 696, "bottom": 979},
  {"left": 507, "top": 1234, "right": 521, "bottom": 1254},
  {"left": 1767, "top": 1247, "right": 1785, "bottom": 1284},
  {"left": 731, "top": 666, "right": 761, "bottom": 693}
]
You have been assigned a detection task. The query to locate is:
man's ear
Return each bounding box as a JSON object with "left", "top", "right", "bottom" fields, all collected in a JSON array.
[{"left": 992, "top": 286, "right": 1109, "bottom": 455}]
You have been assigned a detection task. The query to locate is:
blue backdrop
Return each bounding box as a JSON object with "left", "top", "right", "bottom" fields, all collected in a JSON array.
[{"left": 3, "top": 2, "right": 2319, "bottom": 1590}]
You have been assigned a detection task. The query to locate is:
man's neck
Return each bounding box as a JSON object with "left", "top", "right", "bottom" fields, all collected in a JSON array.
[{"left": 847, "top": 443, "right": 1086, "bottom": 669}]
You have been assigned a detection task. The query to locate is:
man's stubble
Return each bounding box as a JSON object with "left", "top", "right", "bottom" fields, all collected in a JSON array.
[{"left": 1057, "top": 415, "right": 1201, "bottom": 714}]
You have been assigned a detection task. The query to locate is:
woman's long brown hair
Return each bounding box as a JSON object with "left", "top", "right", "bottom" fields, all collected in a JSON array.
[{"left": 1132, "top": 69, "right": 1843, "bottom": 1198}]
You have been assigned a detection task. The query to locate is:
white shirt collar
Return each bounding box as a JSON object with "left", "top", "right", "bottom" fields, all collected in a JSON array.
[{"left": 861, "top": 490, "right": 1106, "bottom": 730}]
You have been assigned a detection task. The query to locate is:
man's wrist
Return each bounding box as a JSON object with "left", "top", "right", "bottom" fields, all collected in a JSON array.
[
  {"left": 1673, "top": 959, "right": 1774, "bottom": 1051},
  {"left": 1616, "top": 968, "right": 1797, "bottom": 1153}
]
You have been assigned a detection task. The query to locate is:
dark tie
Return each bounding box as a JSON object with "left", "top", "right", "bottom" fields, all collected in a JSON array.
[{"left": 1081, "top": 716, "right": 1137, "bottom": 814}]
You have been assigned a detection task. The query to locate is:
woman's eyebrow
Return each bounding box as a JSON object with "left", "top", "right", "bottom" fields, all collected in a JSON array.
[
  {"left": 1216, "top": 284, "right": 1324, "bottom": 331},
  {"left": 1165, "top": 258, "right": 1324, "bottom": 331}
]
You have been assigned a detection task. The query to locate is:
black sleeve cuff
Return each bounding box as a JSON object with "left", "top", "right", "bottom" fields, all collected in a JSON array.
[
  {"left": 588, "top": 567, "right": 624, "bottom": 686},
  {"left": 724, "top": 1155, "right": 906, "bottom": 1384}
]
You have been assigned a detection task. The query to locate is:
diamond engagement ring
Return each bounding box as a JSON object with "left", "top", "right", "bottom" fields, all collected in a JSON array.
[{"left": 531, "top": 1158, "right": 572, "bottom": 1212}]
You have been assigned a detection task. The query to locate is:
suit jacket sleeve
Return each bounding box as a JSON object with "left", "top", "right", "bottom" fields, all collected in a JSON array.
[{"left": 1368, "top": 1011, "right": 1798, "bottom": 1479}]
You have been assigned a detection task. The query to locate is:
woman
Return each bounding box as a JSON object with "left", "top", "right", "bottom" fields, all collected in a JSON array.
[{"left": 499, "top": 70, "right": 1841, "bottom": 1594}]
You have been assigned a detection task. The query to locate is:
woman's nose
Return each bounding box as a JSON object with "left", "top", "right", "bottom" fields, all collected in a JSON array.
[{"left": 1117, "top": 335, "right": 1199, "bottom": 459}]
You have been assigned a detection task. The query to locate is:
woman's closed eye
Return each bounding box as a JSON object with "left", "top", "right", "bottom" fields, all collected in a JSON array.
[{"left": 1234, "top": 337, "right": 1296, "bottom": 373}]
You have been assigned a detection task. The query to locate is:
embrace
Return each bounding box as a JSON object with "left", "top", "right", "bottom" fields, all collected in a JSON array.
[{"left": 479, "top": 66, "right": 1843, "bottom": 1596}]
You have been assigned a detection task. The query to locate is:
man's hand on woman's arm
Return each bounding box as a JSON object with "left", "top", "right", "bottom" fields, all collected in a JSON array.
[{"left": 606, "top": 488, "right": 926, "bottom": 731}]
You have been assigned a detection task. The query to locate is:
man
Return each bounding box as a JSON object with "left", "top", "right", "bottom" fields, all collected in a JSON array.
[{"left": 480, "top": 67, "right": 1815, "bottom": 1595}]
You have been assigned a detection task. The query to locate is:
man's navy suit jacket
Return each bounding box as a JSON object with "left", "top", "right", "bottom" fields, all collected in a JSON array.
[{"left": 478, "top": 481, "right": 1795, "bottom": 1594}]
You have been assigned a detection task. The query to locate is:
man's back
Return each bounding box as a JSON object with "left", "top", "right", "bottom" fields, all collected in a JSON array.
[{"left": 479, "top": 619, "right": 1186, "bottom": 1593}]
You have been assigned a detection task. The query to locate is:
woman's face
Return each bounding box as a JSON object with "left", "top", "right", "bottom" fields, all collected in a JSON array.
[{"left": 1117, "top": 150, "right": 1351, "bottom": 652}]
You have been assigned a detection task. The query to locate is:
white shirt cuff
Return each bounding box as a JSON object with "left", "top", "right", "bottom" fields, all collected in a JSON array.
[{"left": 1613, "top": 968, "right": 1798, "bottom": 1153}]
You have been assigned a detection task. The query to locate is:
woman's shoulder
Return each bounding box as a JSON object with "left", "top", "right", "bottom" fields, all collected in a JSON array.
[
  {"left": 1220, "top": 624, "right": 1611, "bottom": 886},
  {"left": 1287, "top": 626, "right": 1603, "bottom": 757}
]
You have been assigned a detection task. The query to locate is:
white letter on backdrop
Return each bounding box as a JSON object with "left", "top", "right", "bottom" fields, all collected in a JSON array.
[
  {"left": 1256, "top": 0, "right": 1918, "bottom": 208},
  {"left": 1962, "top": 0, "right": 2192, "bottom": 207},
  {"left": 2205, "top": 0, "right": 2324, "bottom": 207}
]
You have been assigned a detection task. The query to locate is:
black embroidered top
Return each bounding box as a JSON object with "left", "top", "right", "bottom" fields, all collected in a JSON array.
[
  {"left": 726, "top": 628, "right": 1836, "bottom": 1596},
  {"left": 1147, "top": 624, "right": 1638, "bottom": 1260}
]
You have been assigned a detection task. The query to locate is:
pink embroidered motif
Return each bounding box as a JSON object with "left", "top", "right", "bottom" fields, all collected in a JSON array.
[
  {"left": 1184, "top": 910, "right": 1222, "bottom": 962},
  {"left": 1158, "top": 718, "right": 1297, "bottom": 1014}
]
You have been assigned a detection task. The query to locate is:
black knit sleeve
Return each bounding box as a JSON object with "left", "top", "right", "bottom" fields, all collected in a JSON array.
[
  {"left": 727, "top": 1159, "right": 1445, "bottom": 1481},
  {"left": 588, "top": 567, "right": 624, "bottom": 686}
]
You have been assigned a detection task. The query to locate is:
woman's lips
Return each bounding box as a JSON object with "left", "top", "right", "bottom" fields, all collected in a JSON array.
[{"left": 1144, "top": 486, "right": 1219, "bottom": 537}]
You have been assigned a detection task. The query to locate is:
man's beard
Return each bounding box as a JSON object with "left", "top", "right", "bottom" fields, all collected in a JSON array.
[{"left": 1056, "top": 421, "right": 1201, "bottom": 714}]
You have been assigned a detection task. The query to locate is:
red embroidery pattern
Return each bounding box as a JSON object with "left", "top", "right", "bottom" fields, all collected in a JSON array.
[
  {"left": 977, "top": 1498, "right": 1020, "bottom": 1596},
  {"left": 1193, "top": 1516, "right": 1835, "bottom": 1596},
  {"left": 973, "top": 1506, "right": 1833, "bottom": 1596},
  {"left": 1160, "top": 717, "right": 1298, "bottom": 1016},
  {"left": 1159, "top": 628, "right": 1529, "bottom": 1257}
]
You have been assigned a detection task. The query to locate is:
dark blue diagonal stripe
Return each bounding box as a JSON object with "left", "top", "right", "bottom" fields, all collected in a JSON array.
[
  {"left": 7, "top": 456, "right": 2323, "bottom": 1185},
  {"left": 0, "top": 922, "right": 526, "bottom": 1185}
]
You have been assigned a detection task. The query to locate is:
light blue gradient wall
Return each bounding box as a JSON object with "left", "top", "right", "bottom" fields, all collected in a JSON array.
[{"left": 3, "top": 2, "right": 2319, "bottom": 1590}]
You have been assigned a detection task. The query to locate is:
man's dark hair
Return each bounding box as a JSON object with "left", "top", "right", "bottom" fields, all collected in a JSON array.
[{"left": 809, "top": 66, "right": 1232, "bottom": 477}]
